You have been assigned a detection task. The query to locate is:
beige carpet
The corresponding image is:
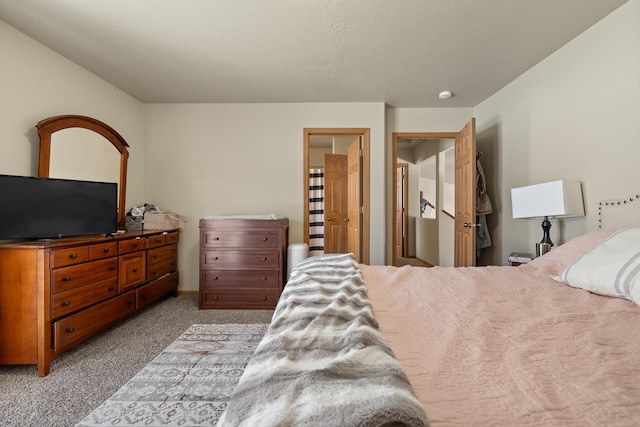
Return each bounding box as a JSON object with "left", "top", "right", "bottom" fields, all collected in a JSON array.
[{"left": 0, "top": 296, "right": 273, "bottom": 427}]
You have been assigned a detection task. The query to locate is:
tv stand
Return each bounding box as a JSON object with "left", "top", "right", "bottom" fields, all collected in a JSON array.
[{"left": 0, "top": 229, "right": 179, "bottom": 376}]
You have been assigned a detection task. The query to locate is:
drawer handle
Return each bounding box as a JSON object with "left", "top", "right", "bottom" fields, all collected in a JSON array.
[
  {"left": 214, "top": 256, "right": 219, "bottom": 261},
  {"left": 133, "top": 268, "right": 138, "bottom": 273},
  {"left": 262, "top": 296, "right": 267, "bottom": 301},
  {"left": 108, "top": 286, "right": 115, "bottom": 291},
  {"left": 70, "top": 253, "right": 78, "bottom": 259},
  {"left": 213, "top": 296, "right": 219, "bottom": 300},
  {"left": 67, "top": 327, "right": 75, "bottom": 333},
  {"left": 262, "top": 276, "right": 267, "bottom": 281},
  {"left": 109, "top": 265, "right": 115, "bottom": 271},
  {"left": 215, "top": 237, "right": 220, "bottom": 240},
  {"left": 171, "top": 248, "right": 176, "bottom": 252},
  {"left": 63, "top": 276, "right": 71, "bottom": 282},
  {"left": 152, "top": 255, "right": 158, "bottom": 259},
  {"left": 263, "top": 237, "right": 268, "bottom": 241},
  {"left": 103, "top": 248, "right": 110, "bottom": 253},
  {"left": 262, "top": 257, "right": 268, "bottom": 261},
  {"left": 128, "top": 299, "right": 134, "bottom": 305},
  {"left": 133, "top": 243, "right": 139, "bottom": 248},
  {"left": 151, "top": 271, "right": 158, "bottom": 276},
  {"left": 62, "top": 301, "right": 71, "bottom": 307},
  {"left": 213, "top": 276, "right": 219, "bottom": 280}
]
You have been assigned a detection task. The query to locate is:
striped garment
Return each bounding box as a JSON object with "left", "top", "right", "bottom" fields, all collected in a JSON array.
[{"left": 217, "top": 253, "right": 429, "bottom": 427}]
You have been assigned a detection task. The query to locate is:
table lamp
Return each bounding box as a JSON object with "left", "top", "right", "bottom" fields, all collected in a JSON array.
[{"left": 511, "top": 180, "right": 585, "bottom": 256}]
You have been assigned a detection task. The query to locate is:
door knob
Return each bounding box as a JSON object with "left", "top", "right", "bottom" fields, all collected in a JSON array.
[
  {"left": 463, "top": 222, "right": 481, "bottom": 228},
  {"left": 326, "top": 217, "right": 332, "bottom": 221},
  {"left": 343, "top": 218, "right": 350, "bottom": 222}
]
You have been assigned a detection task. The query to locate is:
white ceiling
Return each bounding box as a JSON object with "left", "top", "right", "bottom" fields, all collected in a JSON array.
[{"left": 0, "top": 0, "right": 628, "bottom": 107}]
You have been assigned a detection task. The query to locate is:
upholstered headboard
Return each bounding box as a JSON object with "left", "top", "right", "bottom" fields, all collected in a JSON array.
[{"left": 599, "top": 192, "right": 640, "bottom": 229}]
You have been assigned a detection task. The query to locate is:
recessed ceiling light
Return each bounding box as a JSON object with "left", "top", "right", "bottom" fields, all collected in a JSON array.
[{"left": 438, "top": 90, "right": 452, "bottom": 99}]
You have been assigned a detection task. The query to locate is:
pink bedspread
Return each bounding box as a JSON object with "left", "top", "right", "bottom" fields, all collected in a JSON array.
[{"left": 362, "top": 230, "right": 640, "bottom": 426}]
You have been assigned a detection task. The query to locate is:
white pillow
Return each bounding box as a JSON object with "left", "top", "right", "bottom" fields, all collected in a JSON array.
[{"left": 555, "top": 228, "right": 640, "bottom": 306}]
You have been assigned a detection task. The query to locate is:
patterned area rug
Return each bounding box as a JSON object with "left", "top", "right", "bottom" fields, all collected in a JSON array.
[{"left": 76, "top": 323, "right": 268, "bottom": 427}]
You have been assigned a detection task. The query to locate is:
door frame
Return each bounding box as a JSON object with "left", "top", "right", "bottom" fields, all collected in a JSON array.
[
  {"left": 392, "top": 132, "right": 458, "bottom": 266},
  {"left": 304, "top": 128, "right": 370, "bottom": 264}
]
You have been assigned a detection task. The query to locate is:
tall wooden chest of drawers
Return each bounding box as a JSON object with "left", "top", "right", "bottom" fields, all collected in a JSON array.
[
  {"left": 199, "top": 217, "right": 289, "bottom": 309},
  {"left": 0, "top": 230, "right": 179, "bottom": 376}
]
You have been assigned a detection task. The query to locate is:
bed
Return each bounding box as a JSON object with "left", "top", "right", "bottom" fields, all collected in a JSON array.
[{"left": 218, "top": 194, "right": 640, "bottom": 426}]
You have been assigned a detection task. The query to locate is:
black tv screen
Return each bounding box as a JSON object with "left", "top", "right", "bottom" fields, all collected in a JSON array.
[{"left": 0, "top": 174, "right": 118, "bottom": 240}]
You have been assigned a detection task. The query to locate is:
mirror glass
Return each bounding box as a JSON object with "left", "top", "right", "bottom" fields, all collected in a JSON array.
[
  {"left": 37, "top": 115, "right": 129, "bottom": 229},
  {"left": 50, "top": 128, "right": 120, "bottom": 190}
]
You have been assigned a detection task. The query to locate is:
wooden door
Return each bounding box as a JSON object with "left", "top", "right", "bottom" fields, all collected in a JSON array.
[
  {"left": 454, "top": 118, "right": 477, "bottom": 267},
  {"left": 323, "top": 154, "right": 348, "bottom": 254},
  {"left": 395, "top": 163, "right": 408, "bottom": 259},
  {"left": 347, "top": 139, "right": 362, "bottom": 260}
]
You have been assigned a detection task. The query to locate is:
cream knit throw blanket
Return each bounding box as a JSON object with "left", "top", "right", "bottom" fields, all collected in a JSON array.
[{"left": 217, "top": 253, "right": 429, "bottom": 427}]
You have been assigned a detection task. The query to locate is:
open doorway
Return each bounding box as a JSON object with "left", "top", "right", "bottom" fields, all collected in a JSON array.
[
  {"left": 304, "top": 128, "right": 370, "bottom": 264},
  {"left": 395, "top": 137, "right": 455, "bottom": 267},
  {"left": 392, "top": 119, "right": 477, "bottom": 268}
]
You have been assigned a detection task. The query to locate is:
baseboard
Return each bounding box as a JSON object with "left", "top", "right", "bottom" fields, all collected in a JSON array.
[{"left": 177, "top": 290, "right": 199, "bottom": 296}]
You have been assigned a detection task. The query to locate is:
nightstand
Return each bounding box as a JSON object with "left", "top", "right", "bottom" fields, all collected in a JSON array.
[{"left": 508, "top": 252, "right": 532, "bottom": 266}]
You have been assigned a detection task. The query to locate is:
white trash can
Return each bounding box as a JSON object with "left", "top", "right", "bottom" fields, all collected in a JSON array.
[{"left": 287, "top": 243, "right": 309, "bottom": 280}]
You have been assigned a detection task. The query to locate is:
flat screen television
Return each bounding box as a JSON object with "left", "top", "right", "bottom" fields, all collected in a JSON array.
[{"left": 0, "top": 174, "right": 118, "bottom": 240}]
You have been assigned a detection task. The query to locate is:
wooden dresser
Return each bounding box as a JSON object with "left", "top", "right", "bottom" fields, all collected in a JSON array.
[
  {"left": 199, "top": 217, "right": 288, "bottom": 309},
  {"left": 0, "top": 230, "right": 179, "bottom": 376}
]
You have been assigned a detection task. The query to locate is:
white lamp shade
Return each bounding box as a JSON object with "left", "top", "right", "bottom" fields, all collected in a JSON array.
[{"left": 511, "top": 180, "right": 585, "bottom": 219}]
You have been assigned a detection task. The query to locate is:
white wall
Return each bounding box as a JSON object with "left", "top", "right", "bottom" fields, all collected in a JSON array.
[
  {"left": 144, "top": 103, "right": 386, "bottom": 291},
  {"left": 0, "top": 20, "right": 145, "bottom": 209},
  {"left": 473, "top": 0, "right": 640, "bottom": 264}
]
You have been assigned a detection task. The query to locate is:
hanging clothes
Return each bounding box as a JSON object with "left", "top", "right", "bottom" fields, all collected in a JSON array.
[{"left": 476, "top": 151, "right": 492, "bottom": 257}]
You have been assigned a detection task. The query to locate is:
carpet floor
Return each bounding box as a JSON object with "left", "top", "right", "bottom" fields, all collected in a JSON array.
[
  {"left": 0, "top": 296, "right": 273, "bottom": 427},
  {"left": 76, "top": 323, "right": 268, "bottom": 426}
]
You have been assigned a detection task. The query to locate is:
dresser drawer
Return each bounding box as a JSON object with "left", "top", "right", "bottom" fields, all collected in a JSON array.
[
  {"left": 147, "top": 243, "right": 178, "bottom": 266},
  {"left": 147, "top": 234, "right": 166, "bottom": 248},
  {"left": 119, "top": 251, "right": 147, "bottom": 293},
  {"left": 50, "top": 247, "right": 90, "bottom": 268},
  {"left": 199, "top": 288, "right": 280, "bottom": 309},
  {"left": 136, "top": 271, "right": 179, "bottom": 310},
  {"left": 146, "top": 257, "right": 178, "bottom": 282},
  {"left": 51, "top": 258, "right": 118, "bottom": 293},
  {"left": 51, "top": 277, "right": 118, "bottom": 319},
  {"left": 118, "top": 237, "right": 146, "bottom": 255},
  {"left": 52, "top": 291, "right": 135, "bottom": 353},
  {"left": 165, "top": 232, "right": 179, "bottom": 245},
  {"left": 200, "top": 270, "right": 279, "bottom": 290},
  {"left": 89, "top": 242, "right": 117, "bottom": 260},
  {"left": 201, "top": 250, "right": 279, "bottom": 269},
  {"left": 201, "top": 230, "right": 280, "bottom": 248}
]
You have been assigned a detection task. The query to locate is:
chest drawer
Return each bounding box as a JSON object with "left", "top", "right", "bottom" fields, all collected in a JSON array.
[
  {"left": 200, "top": 269, "right": 280, "bottom": 290},
  {"left": 51, "top": 277, "right": 118, "bottom": 319},
  {"left": 147, "top": 243, "right": 178, "bottom": 266},
  {"left": 147, "top": 257, "right": 178, "bottom": 282},
  {"left": 119, "top": 237, "right": 146, "bottom": 255},
  {"left": 52, "top": 291, "right": 135, "bottom": 353},
  {"left": 52, "top": 258, "right": 118, "bottom": 293},
  {"left": 199, "top": 288, "right": 280, "bottom": 309},
  {"left": 147, "top": 234, "right": 166, "bottom": 248},
  {"left": 51, "top": 247, "right": 90, "bottom": 268},
  {"left": 89, "top": 242, "right": 117, "bottom": 260},
  {"left": 201, "top": 230, "right": 280, "bottom": 248},
  {"left": 201, "top": 250, "right": 279, "bottom": 269}
]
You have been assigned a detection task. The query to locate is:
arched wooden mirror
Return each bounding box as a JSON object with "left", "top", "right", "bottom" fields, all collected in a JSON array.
[{"left": 36, "top": 115, "right": 129, "bottom": 229}]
